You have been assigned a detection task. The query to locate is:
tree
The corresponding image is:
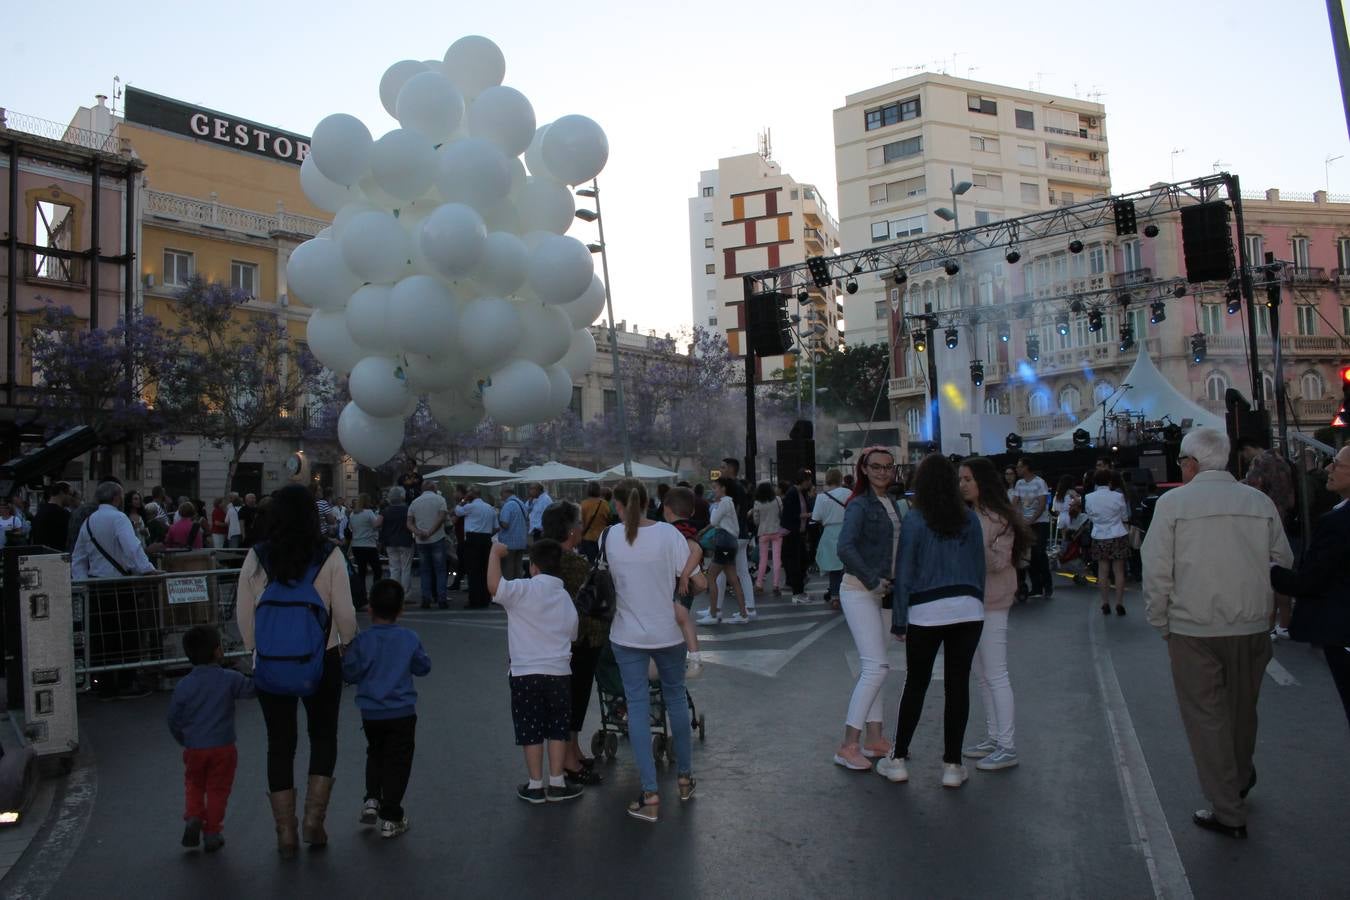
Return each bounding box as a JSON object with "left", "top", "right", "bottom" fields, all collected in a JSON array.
[
  {"left": 163, "top": 278, "right": 331, "bottom": 487},
  {"left": 804, "top": 343, "right": 892, "bottom": 424}
]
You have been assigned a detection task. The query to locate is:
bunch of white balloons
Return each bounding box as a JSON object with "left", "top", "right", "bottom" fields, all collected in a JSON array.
[{"left": 288, "top": 35, "right": 609, "bottom": 466}]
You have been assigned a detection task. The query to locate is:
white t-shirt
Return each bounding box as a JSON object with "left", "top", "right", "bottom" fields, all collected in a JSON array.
[
  {"left": 810, "top": 487, "right": 850, "bottom": 527},
  {"left": 605, "top": 522, "right": 691, "bottom": 650},
  {"left": 408, "top": 491, "right": 448, "bottom": 544},
  {"left": 907, "top": 594, "right": 985, "bottom": 627},
  {"left": 1014, "top": 476, "right": 1050, "bottom": 524},
  {"left": 493, "top": 573, "right": 578, "bottom": 676}
]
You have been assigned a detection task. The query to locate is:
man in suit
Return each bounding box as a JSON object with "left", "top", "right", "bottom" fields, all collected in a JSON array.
[{"left": 1271, "top": 444, "right": 1350, "bottom": 731}]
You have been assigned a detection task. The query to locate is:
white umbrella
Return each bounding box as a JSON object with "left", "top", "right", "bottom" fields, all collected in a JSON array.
[
  {"left": 512, "top": 461, "right": 599, "bottom": 482},
  {"left": 597, "top": 462, "right": 679, "bottom": 480},
  {"left": 422, "top": 461, "right": 520, "bottom": 481}
]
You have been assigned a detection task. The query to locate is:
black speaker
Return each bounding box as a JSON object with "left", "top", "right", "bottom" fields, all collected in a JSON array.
[
  {"left": 776, "top": 439, "right": 816, "bottom": 483},
  {"left": 1180, "top": 202, "right": 1235, "bottom": 284},
  {"left": 1225, "top": 409, "right": 1271, "bottom": 448},
  {"left": 746, "top": 291, "right": 792, "bottom": 356},
  {"left": 788, "top": 419, "right": 814, "bottom": 440}
]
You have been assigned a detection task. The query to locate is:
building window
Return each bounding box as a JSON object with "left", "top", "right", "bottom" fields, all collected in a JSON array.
[
  {"left": 984, "top": 395, "right": 1002, "bottom": 415},
  {"left": 1254, "top": 305, "right": 1270, "bottom": 337},
  {"left": 864, "top": 96, "right": 921, "bottom": 131},
  {"left": 1261, "top": 372, "right": 1276, "bottom": 405},
  {"left": 33, "top": 200, "right": 77, "bottom": 281},
  {"left": 1028, "top": 390, "right": 1050, "bottom": 416},
  {"left": 704, "top": 237, "right": 714, "bottom": 248},
  {"left": 1122, "top": 240, "right": 1142, "bottom": 273},
  {"left": 974, "top": 210, "right": 995, "bottom": 226},
  {"left": 705, "top": 263, "right": 715, "bottom": 274},
  {"left": 1296, "top": 305, "right": 1317, "bottom": 336},
  {"left": 1338, "top": 237, "right": 1350, "bottom": 272},
  {"left": 891, "top": 214, "right": 926, "bottom": 238},
  {"left": 1015, "top": 109, "right": 1035, "bottom": 130},
  {"left": 231, "top": 261, "right": 258, "bottom": 298},
  {"left": 1201, "top": 303, "right": 1224, "bottom": 335},
  {"left": 1126, "top": 307, "right": 1147, "bottom": 339},
  {"left": 971, "top": 135, "right": 999, "bottom": 153},
  {"left": 569, "top": 386, "right": 583, "bottom": 418},
  {"left": 868, "top": 137, "right": 923, "bottom": 167},
  {"left": 1020, "top": 183, "right": 1039, "bottom": 205},
  {"left": 1058, "top": 384, "right": 1082, "bottom": 414},
  {"left": 1088, "top": 245, "right": 1106, "bottom": 275},
  {"left": 1016, "top": 145, "right": 1037, "bottom": 167},
  {"left": 1205, "top": 371, "right": 1229, "bottom": 402},
  {"left": 967, "top": 94, "right": 997, "bottom": 115},
  {"left": 708, "top": 316, "right": 717, "bottom": 326},
  {"left": 703, "top": 211, "right": 713, "bottom": 222},
  {"left": 603, "top": 389, "right": 618, "bottom": 418},
  {"left": 871, "top": 221, "right": 890, "bottom": 242},
  {"left": 164, "top": 249, "right": 193, "bottom": 287},
  {"left": 1244, "top": 234, "right": 1263, "bottom": 264},
  {"left": 1300, "top": 370, "right": 1324, "bottom": 400},
  {"left": 875, "top": 301, "right": 889, "bottom": 320},
  {"left": 868, "top": 175, "right": 926, "bottom": 206},
  {"left": 1291, "top": 236, "right": 1311, "bottom": 270},
  {"left": 905, "top": 407, "right": 923, "bottom": 440},
  {"left": 1342, "top": 305, "right": 1350, "bottom": 334},
  {"left": 971, "top": 173, "right": 1003, "bottom": 191},
  {"left": 702, "top": 186, "right": 714, "bottom": 197}
]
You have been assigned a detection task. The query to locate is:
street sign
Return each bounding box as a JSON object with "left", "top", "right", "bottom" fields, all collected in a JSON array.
[{"left": 166, "top": 576, "right": 210, "bottom": 605}]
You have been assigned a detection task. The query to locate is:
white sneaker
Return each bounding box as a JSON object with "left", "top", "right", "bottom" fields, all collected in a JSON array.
[
  {"left": 942, "top": 763, "right": 969, "bottom": 788},
  {"left": 791, "top": 594, "right": 812, "bottom": 605},
  {"left": 876, "top": 755, "right": 909, "bottom": 783},
  {"left": 360, "top": 797, "right": 379, "bottom": 825},
  {"left": 975, "top": 747, "right": 1019, "bottom": 771},
  {"left": 962, "top": 738, "right": 998, "bottom": 760},
  {"left": 379, "top": 816, "right": 409, "bottom": 838},
  {"left": 1270, "top": 625, "right": 1290, "bottom": 640},
  {"left": 726, "top": 612, "right": 749, "bottom": 624},
  {"left": 745, "top": 608, "right": 758, "bottom": 620},
  {"left": 695, "top": 610, "right": 721, "bottom": 625}
]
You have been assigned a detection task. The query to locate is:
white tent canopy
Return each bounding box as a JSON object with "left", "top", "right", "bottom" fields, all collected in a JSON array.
[
  {"left": 422, "top": 461, "right": 518, "bottom": 481},
  {"left": 1042, "top": 346, "right": 1225, "bottom": 448},
  {"left": 597, "top": 462, "right": 679, "bottom": 480},
  {"left": 512, "top": 461, "right": 599, "bottom": 482}
]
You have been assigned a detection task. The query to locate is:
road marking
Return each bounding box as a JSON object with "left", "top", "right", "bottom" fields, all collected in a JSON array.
[
  {"left": 1265, "top": 657, "right": 1300, "bottom": 686},
  {"left": 401, "top": 619, "right": 506, "bottom": 632},
  {"left": 698, "top": 622, "right": 818, "bottom": 643},
  {"left": 698, "top": 610, "right": 834, "bottom": 627},
  {"left": 700, "top": 616, "right": 846, "bottom": 677},
  {"left": 1089, "top": 608, "right": 1192, "bottom": 900}
]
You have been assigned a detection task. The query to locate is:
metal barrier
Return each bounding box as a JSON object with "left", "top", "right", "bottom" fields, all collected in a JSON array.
[{"left": 1288, "top": 432, "right": 1342, "bottom": 551}]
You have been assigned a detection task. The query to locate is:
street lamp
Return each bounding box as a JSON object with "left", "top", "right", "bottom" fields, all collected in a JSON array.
[
  {"left": 788, "top": 314, "right": 826, "bottom": 430},
  {"left": 575, "top": 180, "right": 632, "bottom": 477},
  {"left": 933, "top": 169, "right": 974, "bottom": 231}
]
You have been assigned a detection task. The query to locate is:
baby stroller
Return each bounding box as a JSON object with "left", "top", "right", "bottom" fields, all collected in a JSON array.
[{"left": 590, "top": 644, "right": 706, "bottom": 765}]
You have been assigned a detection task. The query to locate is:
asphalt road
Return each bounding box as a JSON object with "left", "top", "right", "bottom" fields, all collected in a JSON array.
[{"left": 8, "top": 576, "right": 1350, "bottom": 900}]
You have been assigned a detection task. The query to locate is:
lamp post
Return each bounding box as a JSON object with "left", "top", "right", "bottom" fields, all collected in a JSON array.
[
  {"left": 789, "top": 313, "right": 825, "bottom": 431},
  {"left": 575, "top": 180, "right": 632, "bottom": 477},
  {"left": 934, "top": 168, "right": 973, "bottom": 232}
]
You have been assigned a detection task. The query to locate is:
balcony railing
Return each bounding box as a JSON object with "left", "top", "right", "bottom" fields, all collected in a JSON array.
[
  {"left": 1046, "top": 161, "right": 1107, "bottom": 177},
  {"left": 145, "top": 189, "right": 328, "bottom": 238},
  {"left": 1297, "top": 398, "right": 1340, "bottom": 419},
  {"left": 23, "top": 250, "right": 87, "bottom": 285},
  {"left": 888, "top": 375, "right": 925, "bottom": 398},
  {"left": 1290, "top": 266, "right": 1327, "bottom": 284},
  {"left": 1332, "top": 268, "right": 1350, "bottom": 287},
  {"left": 1043, "top": 126, "right": 1105, "bottom": 142},
  {"left": 1113, "top": 267, "right": 1153, "bottom": 287},
  {"left": 0, "top": 108, "right": 126, "bottom": 154},
  {"left": 1016, "top": 412, "right": 1078, "bottom": 435}
]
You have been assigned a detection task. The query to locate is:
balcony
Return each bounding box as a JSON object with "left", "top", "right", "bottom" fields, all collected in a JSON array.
[
  {"left": 1283, "top": 334, "right": 1347, "bottom": 354},
  {"left": 804, "top": 226, "right": 828, "bottom": 249},
  {"left": 1332, "top": 269, "right": 1350, "bottom": 288},
  {"left": 1046, "top": 160, "right": 1107, "bottom": 178},
  {"left": 1016, "top": 412, "right": 1077, "bottom": 436},
  {"left": 1296, "top": 397, "right": 1340, "bottom": 420},
  {"left": 1113, "top": 267, "right": 1153, "bottom": 287},
  {"left": 1290, "top": 266, "right": 1327, "bottom": 285},
  {"left": 1043, "top": 126, "right": 1106, "bottom": 143},
  {"left": 888, "top": 375, "right": 926, "bottom": 399},
  {"left": 145, "top": 189, "right": 328, "bottom": 239}
]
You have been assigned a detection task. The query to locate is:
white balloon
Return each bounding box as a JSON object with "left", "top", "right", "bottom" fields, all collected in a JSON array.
[
  {"left": 340, "top": 211, "right": 410, "bottom": 284},
  {"left": 395, "top": 71, "right": 465, "bottom": 142},
  {"left": 287, "top": 239, "right": 362, "bottom": 310},
  {"left": 506, "top": 156, "right": 527, "bottom": 200},
  {"left": 379, "top": 60, "right": 430, "bottom": 118},
  {"left": 389, "top": 275, "right": 463, "bottom": 356},
  {"left": 418, "top": 203, "right": 486, "bottom": 277},
  {"left": 349, "top": 356, "right": 410, "bottom": 418},
  {"left": 307, "top": 309, "right": 366, "bottom": 375},
  {"left": 479, "top": 199, "right": 521, "bottom": 234},
  {"left": 345, "top": 284, "right": 396, "bottom": 352},
  {"left": 561, "top": 273, "right": 607, "bottom": 327},
  {"left": 337, "top": 401, "right": 405, "bottom": 467},
  {"left": 559, "top": 327, "right": 597, "bottom": 380},
  {"left": 467, "top": 86, "right": 536, "bottom": 157},
  {"left": 300, "top": 155, "right": 353, "bottom": 213},
  {"left": 330, "top": 200, "right": 381, "bottom": 239},
  {"left": 442, "top": 36, "right": 506, "bottom": 99},
  {"left": 516, "top": 176, "right": 575, "bottom": 235},
  {"left": 356, "top": 175, "right": 402, "bottom": 211},
  {"left": 457, "top": 296, "right": 522, "bottom": 366},
  {"left": 482, "top": 359, "right": 552, "bottom": 427},
  {"left": 316, "top": 226, "right": 334, "bottom": 240},
  {"left": 527, "top": 234, "right": 594, "bottom": 305},
  {"left": 370, "top": 129, "right": 437, "bottom": 202},
  {"left": 402, "top": 352, "right": 470, "bottom": 393},
  {"left": 427, "top": 385, "right": 485, "bottom": 433},
  {"left": 541, "top": 115, "right": 609, "bottom": 186},
  {"left": 544, "top": 364, "right": 573, "bottom": 417},
  {"left": 523, "top": 125, "right": 552, "bottom": 179},
  {"left": 310, "top": 114, "right": 373, "bottom": 186},
  {"left": 515, "top": 302, "right": 572, "bottom": 367},
  {"left": 435, "top": 138, "right": 511, "bottom": 213},
  {"left": 472, "top": 231, "right": 528, "bottom": 296}
]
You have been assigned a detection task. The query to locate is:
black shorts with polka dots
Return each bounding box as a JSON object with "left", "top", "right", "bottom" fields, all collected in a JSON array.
[{"left": 509, "top": 674, "right": 572, "bottom": 746}]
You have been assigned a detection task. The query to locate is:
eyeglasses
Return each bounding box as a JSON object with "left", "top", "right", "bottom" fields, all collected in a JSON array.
[
  {"left": 866, "top": 463, "right": 898, "bottom": 472},
  {"left": 1177, "top": 454, "right": 1194, "bottom": 463}
]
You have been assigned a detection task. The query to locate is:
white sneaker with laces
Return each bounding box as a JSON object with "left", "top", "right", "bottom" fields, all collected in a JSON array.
[
  {"left": 962, "top": 738, "right": 998, "bottom": 760},
  {"left": 876, "top": 755, "right": 909, "bottom": 783},
  {"left": 726, "top": 612, "right": 749, "bottom": 624},
  {"left": 942, "top": 763, "right": 969, "bottom": 788},
  {"left": 791, "top": 594, "right": 812, "bottom": 605},
  {"left": 360, "top": 798, "right": 379, "bottom": 825},
  {"left": 379, "top": 816, "right": 410, "bottom": 838},
  {"left": 695, "top": 610, "right": 721, "bottom": 625},
  {"left": 746, "top": 608, "right": 758, "bottom": 619},
  {"left": 976, "top": 747, "right": 1019, "bottom": 771},
  {"left": 1271, "top": 625, "right": 1290, "bottom": 640},
  {"left": 685, "top": 655, "right": 704, "bottom": 678}
]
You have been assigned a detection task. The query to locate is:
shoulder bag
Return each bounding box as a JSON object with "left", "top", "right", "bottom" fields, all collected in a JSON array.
[
  {"left": 574, "top": 527, "right": 617, "bottom": 621},
  {"left": 84, "top": 518, "right": 131, "bottom": 576}
]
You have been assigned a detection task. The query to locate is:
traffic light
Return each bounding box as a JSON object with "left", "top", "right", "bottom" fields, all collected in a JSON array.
[{"left": 1334, "top": 365, "right": 1350, "bottom": 428}]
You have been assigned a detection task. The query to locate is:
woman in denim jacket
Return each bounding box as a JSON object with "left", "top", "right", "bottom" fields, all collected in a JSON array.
[
  {"left": 876, "top": 454, "right": 986, "bottom": 789},
  {"left": 833, "top": 446, "right": 908, "bottom": 771}
]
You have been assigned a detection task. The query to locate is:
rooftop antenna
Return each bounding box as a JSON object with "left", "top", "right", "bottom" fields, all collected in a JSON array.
[
  {"left": 1170, "top": 147, "right": 1186, "bottom": 180},
  {"left": 112, "top": 75, "right": 123, "bottom": 117},
  {"left": 758, "top": 127, "right": 772, "bottom": 161},
  {"left": 1033, "top": 71, "right": 1053, "bottom": 92},
  {"left": 1326, "top": 154, "right": 1344, "bottom": 192},
  {"left": 1211, "top": 159, "right": 1229, "bottom": 174}
]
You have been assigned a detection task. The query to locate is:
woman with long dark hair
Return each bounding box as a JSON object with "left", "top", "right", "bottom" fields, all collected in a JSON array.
[
  {"left": 876, "top": 454, "right": 986, "bottom": 789},
  {"left": 236, "top": 484, "right": 358, "bottom": 856},
  {"left": 958, "top": 457, "right": 1032, "bottom": 772},
  {"left": 833, "top": 446, "right": 908, "bottom": 771},
  {"left": 695, "top": 477, "right": 749, "bottom": 625},
  {"left": 606, "top": 479, "right": 695, "bottom": 822}
]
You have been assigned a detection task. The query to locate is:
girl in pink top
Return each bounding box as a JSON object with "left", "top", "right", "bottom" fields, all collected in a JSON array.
[{"left": 165, "top": 501, "right": 206, "bottom": 549}]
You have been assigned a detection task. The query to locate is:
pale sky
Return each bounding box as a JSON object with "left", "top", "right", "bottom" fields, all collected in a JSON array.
[{"left": 6, "top": 0, "right": 1348, "bottom": 337}]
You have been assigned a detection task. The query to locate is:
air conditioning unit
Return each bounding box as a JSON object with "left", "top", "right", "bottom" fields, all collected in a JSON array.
[
  {"left": 1089, "top": 152, "right": 1100, "bottom": 161},
  {"left": 1088, "top": 117, "right": 1099, "bottom": 127}
]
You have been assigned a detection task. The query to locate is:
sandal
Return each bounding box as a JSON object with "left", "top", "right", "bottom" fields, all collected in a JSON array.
[
  {"left": 678, "top": 774, "right": 696, "bottom": 802},
  {"left": 565, "top": 766, "right": 603, "bottom": 786},
  {"left": 627, "top": 791, "right": 659, "bottom": 823}
]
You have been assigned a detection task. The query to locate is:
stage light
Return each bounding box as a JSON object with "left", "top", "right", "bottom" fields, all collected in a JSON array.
[
  {"left": 998, "top": 321, "right": 1010, "bottom": 342},
  {"left": 943, "top": 259, "right": 961, "bottom": 276},
  {"left": 970, "top": 360, "right": 984, "bottom": 386},
  {"left": 797, "top": 290, "right": 809, "bottom": 303},
  {"left": 1117, "top": 292, "right": 1132, "bottom": 307},
  {"left": 806, "top": 256, "right": 832, "bottom": 288},
  {"left": 852, "top": 263, "right": 864, "bottom": 275},
  {"left": 1026, "top": 334, "right": 1040, "bottom": 362},
  {"left": 1005, "top": 432, "right": 1024, "bottom": 451},
  {"left": 1173, "top": 283, "right": 1187, "bottom": 298},
  {"left": 945, "top": 327, "right": 959, "bottom": 350},
  {"left": 1143, "top": 223, "right": 1160, "bottom": 238},
  {"left": 893, "top": 266, "right": 908, "bottom": 285},
  {"left": 1056, "top": 313, "right": 1070, "bottom": 336},
  {"left": 1069, "top": 239, "right": 1084, "bottom": 254},
  {"left": 912, "top": 329, "right": 928, "bottom": 353},
  {"left": 1150, "top": 300, "right": 1167, "bottom": 324},
  {"left": 1005, "top": 247, "right": 1021, "bottom": 264},
  {"left": 1072, "top": 428, "right": 1091, "bottom": 449},
  {"left": 1088, "top": 309, "right": 1103, "bottom": 332},
  {"left": 1190, "top": 332, "right": 1207, "bottom": 364},
  {"left": 1070, "top": 299, "right": 1085, "bottom": 314},
  {"left": 1118, "top": 323, "right": 1135, "bottom": 352},
  {"left": 1226, "top": 288, "right": 1242, "bottom": 315},
  {"left": 845, "top": 279, "right": 858, "bottom": 294}
]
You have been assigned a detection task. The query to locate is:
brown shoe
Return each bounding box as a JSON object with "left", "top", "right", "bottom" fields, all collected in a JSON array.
[
  {"left": 268, "top": 789, "right": 299, "bottom": 858},
  {"left": 302, "top": 775, "right": 335, "bottom": 847}
]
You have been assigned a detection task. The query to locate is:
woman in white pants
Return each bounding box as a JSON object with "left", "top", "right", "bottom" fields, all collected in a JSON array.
[
  {"left": 958, "top": 457, "right": 1031, "bottom": 771},
  {"left": 832, "top": 447, "right": 907, "bottom": 771}
]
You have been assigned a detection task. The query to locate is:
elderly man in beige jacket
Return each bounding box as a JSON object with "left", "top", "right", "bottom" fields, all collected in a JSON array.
[{"left": 1142, "top": 427, "right": 1293, "bottom": 840}]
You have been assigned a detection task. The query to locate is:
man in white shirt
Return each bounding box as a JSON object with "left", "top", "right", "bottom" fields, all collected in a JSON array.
[
  {"left": 1013, "top": 456, "right": 1053, "bottom": 600},
  {"left": 454, "top": 489, "right": 498, "bottom": 608},
  {"left": 71, "top": 481, "right": 156, "bottom": 579},
  {"left": 225, "top": 492, "right": 242, "bottom": 548},
  {"left": 1142, "top": 427, "right": 1293, "bottom": 839},
  {"left": 527, "top": 483, "right": 552, "bottom": 543},
  {"left": 408, "top": 483, "right": 449, "bottom": 609}
]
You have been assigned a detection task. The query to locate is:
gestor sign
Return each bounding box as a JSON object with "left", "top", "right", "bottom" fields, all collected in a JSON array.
[{"left": 124, "top": 87, "right": 310, "bottom": 166}]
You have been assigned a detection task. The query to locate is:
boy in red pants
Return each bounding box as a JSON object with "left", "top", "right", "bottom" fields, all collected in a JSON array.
[{"left": 167, "top": 625, "right": 254, "bottom": 852}]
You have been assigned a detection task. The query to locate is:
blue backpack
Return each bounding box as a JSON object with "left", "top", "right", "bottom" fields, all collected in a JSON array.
[{"left": 252, "top": 544, "right": 333, "bottom": 697}]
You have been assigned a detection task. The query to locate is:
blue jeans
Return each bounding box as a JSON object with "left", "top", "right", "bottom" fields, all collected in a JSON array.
[
  {"left": 417, "top": 540, "right": 448, "bottom": 606},
  {"left": 610, "top": 641, "right": 692, "bottom": 791}
]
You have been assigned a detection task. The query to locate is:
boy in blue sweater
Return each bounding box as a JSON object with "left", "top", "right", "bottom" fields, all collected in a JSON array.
[
  {"left": 341, "top": 579, "right": 431, "bottom": 839},
  {"left": 167, "top": 625, "right": 255, "bottom": 852}
]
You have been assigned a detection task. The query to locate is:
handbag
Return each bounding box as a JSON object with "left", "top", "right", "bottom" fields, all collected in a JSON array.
[
  {"left": 574, "top": 527, "right": 617, "bottom": 621},
  {"left": 698, "top": 526, "right": 737, "bottom": 556}
]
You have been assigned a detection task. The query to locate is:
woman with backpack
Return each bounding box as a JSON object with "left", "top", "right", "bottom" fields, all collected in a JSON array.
[{"left": 236, "top": 484, "right": 358, "bottom": 857}]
